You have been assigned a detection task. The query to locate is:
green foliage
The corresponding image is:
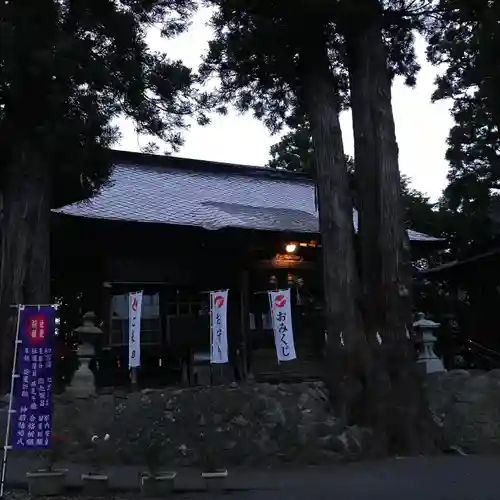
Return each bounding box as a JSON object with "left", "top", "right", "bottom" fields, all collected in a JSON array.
[
  {"left": 399, "top": 176, "right": 439, "bottom": 236},
  {"left": 0, "top": 0, "right": 200, "bottom": 206},
  {"left": 202, "top": 3, "right": 302, "bottom": 132},
  {"left": 201, "top": 1, "right": 423, "bottom": 133},
  {"left": 268, "top": 126, "right": 315, "bottom": 174},
  {"left": 267, "top": 124, "right": 439, "bottom": 235},
  {"left": 200, "top": 1, "right": 353, "bottom": 134},
  {"left": 268, "top": 124, "right": 355, "bottom": 175},
  {"left": 427, "top": 0, "right": 500, "bottom": 256}
]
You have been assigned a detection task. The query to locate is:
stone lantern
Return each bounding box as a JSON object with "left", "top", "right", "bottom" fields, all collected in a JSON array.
[
  {"left": 413, "top": 313, "right": 446, "bottom": 375},
  {"left": 66, "top": 312, "right": 103, "bottom": 398},
  {"left": 74, "top": 311, "right": 103, "bottom": 346}
]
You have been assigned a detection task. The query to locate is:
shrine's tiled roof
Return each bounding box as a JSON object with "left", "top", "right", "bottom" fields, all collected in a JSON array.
[{"left": 54, "top": 151, "right": 441, "bottom": 242}]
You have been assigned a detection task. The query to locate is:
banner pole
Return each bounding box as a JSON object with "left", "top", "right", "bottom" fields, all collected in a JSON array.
[
  {"left": 0, "top": 305, "right": 22, "bottom": 499},
  {"left": 268, "top": 292, "right": 283, "bottom": 385},
  {"left": 130, "top": 367, "right": 138, "bottom": 390},
  {"left": 208, "top": 293, "right": 213, "bottom": 385},
  {"left": 220, "top": 290, "right": 228, "bottom": 384}
]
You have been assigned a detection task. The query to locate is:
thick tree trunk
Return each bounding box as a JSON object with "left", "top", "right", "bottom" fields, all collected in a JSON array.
[
  {"left": 0, "top": 152, "right": 51, "bottom": 390},
  {"left": 299, "top": 28, "right": 373, "bottom": 426},
  {"left": 345, "top": 3, "right": 442, "bottom": 454}
]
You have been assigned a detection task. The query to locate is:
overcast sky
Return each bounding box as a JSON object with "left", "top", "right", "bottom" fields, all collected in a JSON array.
[{"left": 115, "top": 8, "right": 454, "bottom": 202}]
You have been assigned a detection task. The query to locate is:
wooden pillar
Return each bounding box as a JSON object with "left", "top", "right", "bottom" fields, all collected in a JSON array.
[
  {"left": 240, "top": 269, "right": 250, "bottom": 380},
  {"left": 101, "top": 281, "right": 112, "bottom": 339}
]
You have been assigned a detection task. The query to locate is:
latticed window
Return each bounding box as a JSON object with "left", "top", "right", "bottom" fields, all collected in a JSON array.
[{"left": 110, "top": 293, "right": 161, "bottom": 345}]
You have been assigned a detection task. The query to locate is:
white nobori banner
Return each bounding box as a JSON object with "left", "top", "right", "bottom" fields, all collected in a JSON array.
[
  {"left": 210, "top": 289, "right": 229, "bottom": 364},
  {"left": 269, "top": 289, "right": 297, "bottom": 362},
  {"left": 128, "top": 291, "right": 143, "bottom": 368}
]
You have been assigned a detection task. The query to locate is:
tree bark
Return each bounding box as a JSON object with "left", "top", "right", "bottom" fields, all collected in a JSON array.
[
  {"left": 299, "top": 27, "right": 373, "bottom": 426},
  {"left": 345, "top": 1, "right": 442, "bottom": 454},
  {"left": 0, "top": 151, "right": 51, "bottom": 390}
]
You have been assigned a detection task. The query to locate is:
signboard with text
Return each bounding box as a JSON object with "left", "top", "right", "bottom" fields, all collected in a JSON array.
[
  {"left": 210, "top": 290, "right": 229, "bottom": 364},
  {"left": 11, "top": 306, "right": 56, "bottom": 450},
  {"left": 269, "top": 289, "right": 297, "bottom": 362},
  {"left": 129, "top": 291, "right": 143, "bottom": 368}
]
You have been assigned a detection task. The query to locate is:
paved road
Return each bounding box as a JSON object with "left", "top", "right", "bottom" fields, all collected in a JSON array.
[
  {"left": 185, "top": 456, "right": 500, "bottom": 500},
  {"left": 6, "top": 455, "right": 500, "bottom": 499},
  {"left": 237, "top": 456, "right": 500, "bottom": 500}
]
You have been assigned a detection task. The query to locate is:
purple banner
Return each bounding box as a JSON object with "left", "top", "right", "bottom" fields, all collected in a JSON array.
[{"left": 11, "top": 306, "right": 56, "bottom": 450}]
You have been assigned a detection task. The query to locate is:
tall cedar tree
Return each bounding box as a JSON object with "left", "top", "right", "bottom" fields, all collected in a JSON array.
[
  {"left": 201, "top": 0, "right": 441, "bottom": 453},
  {"left": 427, "top": 0, "right": 500, "bottom": 257},
  {"left": 0, "top": 0, "right": 201, "bottom": 388},
  {"left": 341, "top": 0, "right": 439, "bottom": 454}
]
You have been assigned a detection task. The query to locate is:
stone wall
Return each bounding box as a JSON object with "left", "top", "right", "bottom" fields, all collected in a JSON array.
[
  {"left": 4, "top": 370, "right": 499, "bottom": 467},
  {"left": 425, "top": 369, "right": 500, "bottom": 454},
  {"left": 45, "top": 382, "right": 370, "bottom": 467}
]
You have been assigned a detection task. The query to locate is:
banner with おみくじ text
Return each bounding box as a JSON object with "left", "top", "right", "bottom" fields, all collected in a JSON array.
[{"left": 269, "top": 289, "right": 297, "bottom": 362}]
